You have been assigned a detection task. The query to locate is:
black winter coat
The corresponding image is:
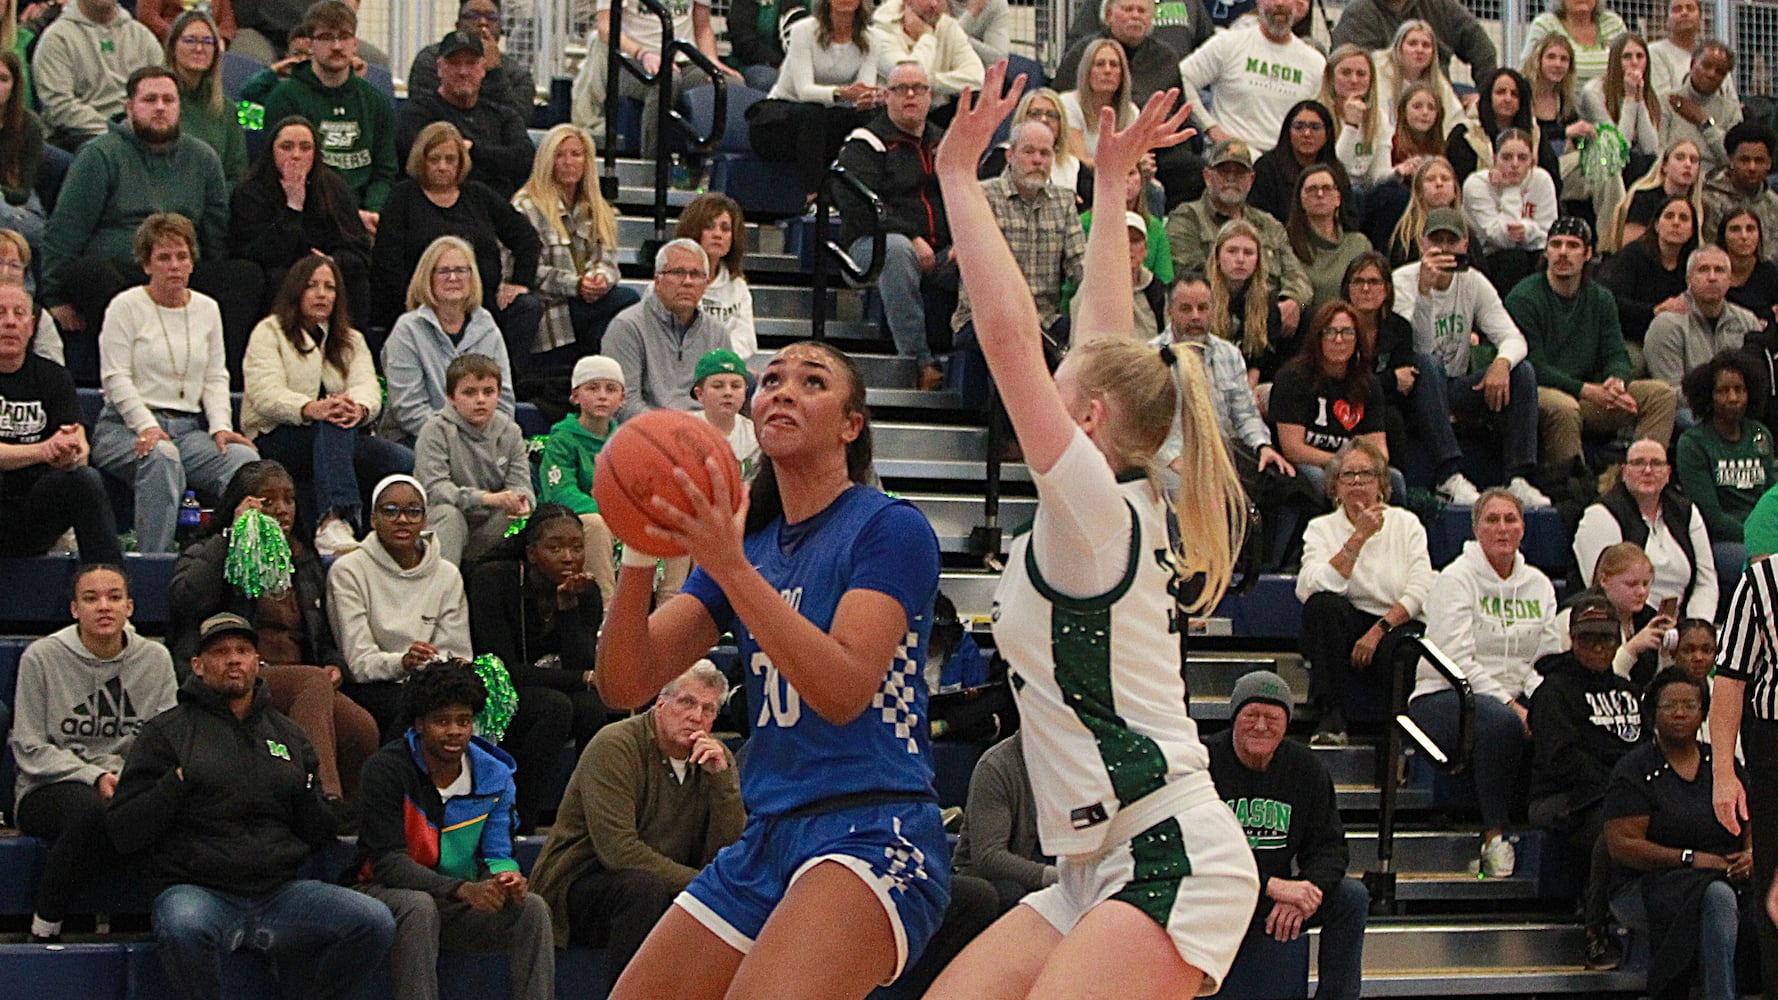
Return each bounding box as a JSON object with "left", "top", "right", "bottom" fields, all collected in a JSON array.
[{"left": 107, "top": 674, "right": 336, "bottom": 895}]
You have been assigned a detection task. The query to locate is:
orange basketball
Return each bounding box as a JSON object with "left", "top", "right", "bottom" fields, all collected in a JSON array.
[{"left": 593, "top": 409, "right": 744, "bottom": 558}]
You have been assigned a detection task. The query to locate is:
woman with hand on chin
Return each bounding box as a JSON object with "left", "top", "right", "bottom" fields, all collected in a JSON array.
[
  {"left": 925, "top": 64, "right": 1258, "bottom": 999},
  {"left": 90, "top": 213, "right": 258, "bottom": 554},
  {"left": 1296, "top": 439, "right": 1435, "bottom": 746}
]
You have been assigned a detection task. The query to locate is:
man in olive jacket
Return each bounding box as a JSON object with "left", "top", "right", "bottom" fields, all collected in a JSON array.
[{"left": 530, "top": 661, "right": 743, "bottom": 990}]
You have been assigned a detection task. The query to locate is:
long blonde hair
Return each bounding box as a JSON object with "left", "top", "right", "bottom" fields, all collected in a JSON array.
[
  {"left": 1389, "top": 155, "right": 1456, "bottom": 262},
  {"left": 1014, "top": 88, "right": 1075, "bottom": 172},
  {"left": 1070, "top": 339, "right": 1246, "bottom": 611},
  {"left": 1074, "top": 38, "right": 1135, "bottom": 135},
  {"left": 1320, "top": 44, "right": 1380, "bottom": 149},
  {"left": 1386, "top": 21, "right": 1454, "bottom": 97},
  {"left": 1208, "top": 219, "right": 1272, "bottom": 362},
  {"left": 516, "top": 124, "right": 618, "bottom": 253},
  {"left": 1605, "top": 138, "right": 1703, "bottom": 252},
  {"left": 1522, "top": 33, "right": 1578, "bottom": 121}
]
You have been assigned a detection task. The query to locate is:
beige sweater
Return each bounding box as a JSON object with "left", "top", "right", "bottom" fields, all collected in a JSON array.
[{"left": 239, "top": 315, "right": 382, "bottom": 441}]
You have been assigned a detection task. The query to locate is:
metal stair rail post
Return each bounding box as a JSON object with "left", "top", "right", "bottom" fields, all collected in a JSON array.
[
  {"left": 598, "top": 0, "right": 730, "bottom": 253},
  {"left": 1367, "top": 634, "right": 1476, "bottom": 915},
  {"left": 808, "top": 164, "right": 884, "bottom": 341},
  {"left": 973, "top": 388, "right": 1005, "bottom": 571}
]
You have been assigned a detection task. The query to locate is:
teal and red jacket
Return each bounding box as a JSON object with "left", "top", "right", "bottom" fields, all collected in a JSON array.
[{"left": 356, "top": 730, "right": 520, "bottom": 894}]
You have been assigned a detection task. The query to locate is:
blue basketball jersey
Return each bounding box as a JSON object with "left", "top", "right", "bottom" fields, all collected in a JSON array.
[{"left": 684, "top": 486, "right": 941, "bottom": 817}]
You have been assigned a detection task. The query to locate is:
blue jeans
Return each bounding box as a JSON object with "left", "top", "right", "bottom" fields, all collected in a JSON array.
[
  {"left": 848, "top": 233, "right": 932, "bottom": 367},
  {"left": 90, "top": 407, "right": 259, "bottom": 553},
  {"left": 153, "top": 879, "right": 395, "bottom": 1000},
  {"left": 1610, "top": 877, "right": 1739, "bottom": 1000},
  {"left": 1227, "top": 877, "right": 1367, "bottom": 1000},
  {"left": 1407, "top": 689, "right": 1527, "bottom": 829},
  {"left": 254, "top": 422, "right": 414, "bottom": 530},
  {"left": 1413, "top": 356, "right": 1540, "bottom": 481}
]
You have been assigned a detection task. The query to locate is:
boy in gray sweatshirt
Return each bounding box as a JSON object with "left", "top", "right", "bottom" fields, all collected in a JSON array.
[
  {"left": 414, "top": 354, "right": 534, "bottom": 566},
  {"left": 9, "top": 563, "right": 178, "bottom": 941}
]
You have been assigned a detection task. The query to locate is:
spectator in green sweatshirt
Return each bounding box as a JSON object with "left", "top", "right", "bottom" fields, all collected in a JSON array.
[
  {"left": 261, "top": 0, "right": 396, "bottom": 233},
  {"left": 1504, "top": 216, "right": 1676, "bottom": 472},
  {"left": 1675, "top": 349, "right": 1778, "bottom": 586}
]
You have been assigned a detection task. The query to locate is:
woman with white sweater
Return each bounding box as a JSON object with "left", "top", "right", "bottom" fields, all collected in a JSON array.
[
  {"left": 241, "top": 255, "right": 412, "bottom": 554},
  {"left": 89, "top": 213, "right": 258, "bottom": 554},
  {"left": 1295, "top": 440, "right": 1437, "bottom": 746},
  {"left": 748, "top": 0, "right": 879, "bottom": 199},
  {"left": 1408, "top": 489, "right": 1563, "bottom": 881},
  {"left": 1462, "top": 128, "right": 1558, "bottom": 294}
]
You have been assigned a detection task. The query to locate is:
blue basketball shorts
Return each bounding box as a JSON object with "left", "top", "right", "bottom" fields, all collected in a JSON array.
[{"left": 677, "top": 797, "right": 952, "bottom": 984}]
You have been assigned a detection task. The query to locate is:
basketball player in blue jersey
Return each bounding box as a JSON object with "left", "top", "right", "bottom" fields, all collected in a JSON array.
[
  {"left": 925, "top": 62, "right": 1261, "bottom": 999},
  {"left": 595, "top": 341, "right": 949, "bottom": 998}
]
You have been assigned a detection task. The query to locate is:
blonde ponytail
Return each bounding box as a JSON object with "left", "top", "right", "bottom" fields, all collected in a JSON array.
[{"left": 1167, "top": 344, "right": 1245, "bottom": 613}]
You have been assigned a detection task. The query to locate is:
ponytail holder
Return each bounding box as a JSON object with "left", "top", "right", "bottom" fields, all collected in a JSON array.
[{"left": 1158, "top": 343, "right": 1176, "bottom": 367}]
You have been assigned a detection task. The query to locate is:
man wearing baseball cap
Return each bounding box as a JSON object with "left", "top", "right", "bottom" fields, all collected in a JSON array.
[
  {"left": 1207, "top": 670, "right": 1368, "bottom": 1000},
  {"left": 1528, "top": 591, "right": 1644, "bottom": 970},
  {"left": 108, "top": 613, "right": 395, "bottom": 1000},
  {"left": 1505, "top": 216, "right": 1676, "bottom": 479},
  {"left": 1165, "top": 137, "right": 1314, "bottom": 338},
  {"left": 1392, "top": 207, "right": 1551, "bottom": 510},
  {"left": 396, "top": 28, "right": 536, "bottom": 199}
]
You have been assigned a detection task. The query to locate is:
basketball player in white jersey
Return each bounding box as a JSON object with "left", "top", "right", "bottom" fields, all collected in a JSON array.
[{"left": 925, "top": 62, "right": 1261, "bottom": 999}]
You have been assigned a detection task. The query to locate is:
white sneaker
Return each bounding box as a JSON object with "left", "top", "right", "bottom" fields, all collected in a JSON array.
[
  {"left": 1480, "top": 834, "right": 1516, "bottom": 878},
  {"left": 314, "top": 515, "right": 359, "bottom": 556},
  {"left": 1505, "top": 476, "right": 1553, "bottom": 510},
  {"left": 1437, "top": 473, "right": 1481, "bottom": 506}
]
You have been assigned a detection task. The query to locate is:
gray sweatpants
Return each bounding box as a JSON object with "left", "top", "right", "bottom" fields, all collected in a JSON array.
[{"left": 355, "top": 884, "right": 554, "bottom": 1000}]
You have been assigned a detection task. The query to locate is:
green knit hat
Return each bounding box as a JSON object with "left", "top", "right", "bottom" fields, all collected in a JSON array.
[{"left": 692, "top": 349, "right": 747, "bottom": 396}]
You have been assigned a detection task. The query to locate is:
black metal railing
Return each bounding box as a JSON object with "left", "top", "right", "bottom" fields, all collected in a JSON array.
[
  {"left": 599, "top": 0, "right": 728, "bottom": 249},
  {"left": 808, "top": 164, "right": 883, "bottom": 342},
  {"left": 1366, "top": 634, "right": 1476, "bottom": 914}
]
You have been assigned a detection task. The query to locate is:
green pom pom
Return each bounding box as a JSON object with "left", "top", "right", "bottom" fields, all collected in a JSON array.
[
  {"left": 1578, "top": 124, "right": 1629, "bottom": 182},
  {"left": 224, "top": 509, "right": 295, "bottom": 599},
  {"left": 472, "top": 654, "right": 519, "bottom": 741}
]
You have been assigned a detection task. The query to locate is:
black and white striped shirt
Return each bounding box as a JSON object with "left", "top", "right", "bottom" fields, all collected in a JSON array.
[{"left": 1717, "top": 558, "right": 1778, "bottom": 718}]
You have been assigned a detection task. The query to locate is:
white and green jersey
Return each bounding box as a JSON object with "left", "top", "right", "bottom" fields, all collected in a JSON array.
[{"left": 992, "top": 431, "right": 1212, "bottom": 857}]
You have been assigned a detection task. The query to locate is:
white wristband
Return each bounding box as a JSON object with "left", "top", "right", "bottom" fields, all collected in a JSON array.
[{"left": 621, "top": 545, "right": 658, "bottom": 569}]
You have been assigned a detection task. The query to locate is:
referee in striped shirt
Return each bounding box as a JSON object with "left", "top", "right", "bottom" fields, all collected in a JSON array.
[{"left": 1712, "top": 555, "right": 1778, "bottom": 996}]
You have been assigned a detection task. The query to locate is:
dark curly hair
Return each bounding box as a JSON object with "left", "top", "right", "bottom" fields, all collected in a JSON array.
[
  {"left": 404, "top": 659, "right": 488, "bottom": 723},
  {"left": 1682, "top": 349, "right": 1765, "bottom": 425}
]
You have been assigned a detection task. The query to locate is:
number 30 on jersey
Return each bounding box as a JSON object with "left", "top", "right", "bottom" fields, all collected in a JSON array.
[{"left": 751, "top": 652, "right": 802, "bottom": 727}]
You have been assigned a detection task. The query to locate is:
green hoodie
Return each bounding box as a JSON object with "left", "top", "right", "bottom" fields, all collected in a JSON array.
[
  {"left": 261, "top": 62, "right": 397, "bottom": 211},
  {"left": 539, "top": 413, "right": 616, "bottom": 515},
  {"left": 40, "top": 121, "right": 228, "bottom": 307}
]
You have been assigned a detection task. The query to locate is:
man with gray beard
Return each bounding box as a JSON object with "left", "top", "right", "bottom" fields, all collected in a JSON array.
[{"left": 952, "top": 119, "right": 1086, "bottom": 361}]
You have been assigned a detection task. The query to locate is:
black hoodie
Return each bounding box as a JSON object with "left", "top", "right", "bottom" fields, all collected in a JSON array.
[
  {"left": 1528, "top": 650, "right": 1644, "bottom": 810},
  {"left": 107, "top": 674, "right": 336, "bottom": 896}
]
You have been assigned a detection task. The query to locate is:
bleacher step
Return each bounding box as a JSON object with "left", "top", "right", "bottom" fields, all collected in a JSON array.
[{"left": 615, "top": 216, "right": 786, "bottom": 254}]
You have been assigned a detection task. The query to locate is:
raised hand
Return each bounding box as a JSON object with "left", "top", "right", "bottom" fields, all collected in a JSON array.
[
  {"left": 934, "top": 60, "right": 1026, "bottom": 179},
  {"left": 1093, "top": 87, "right": 1194, "bottom": 186}
]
